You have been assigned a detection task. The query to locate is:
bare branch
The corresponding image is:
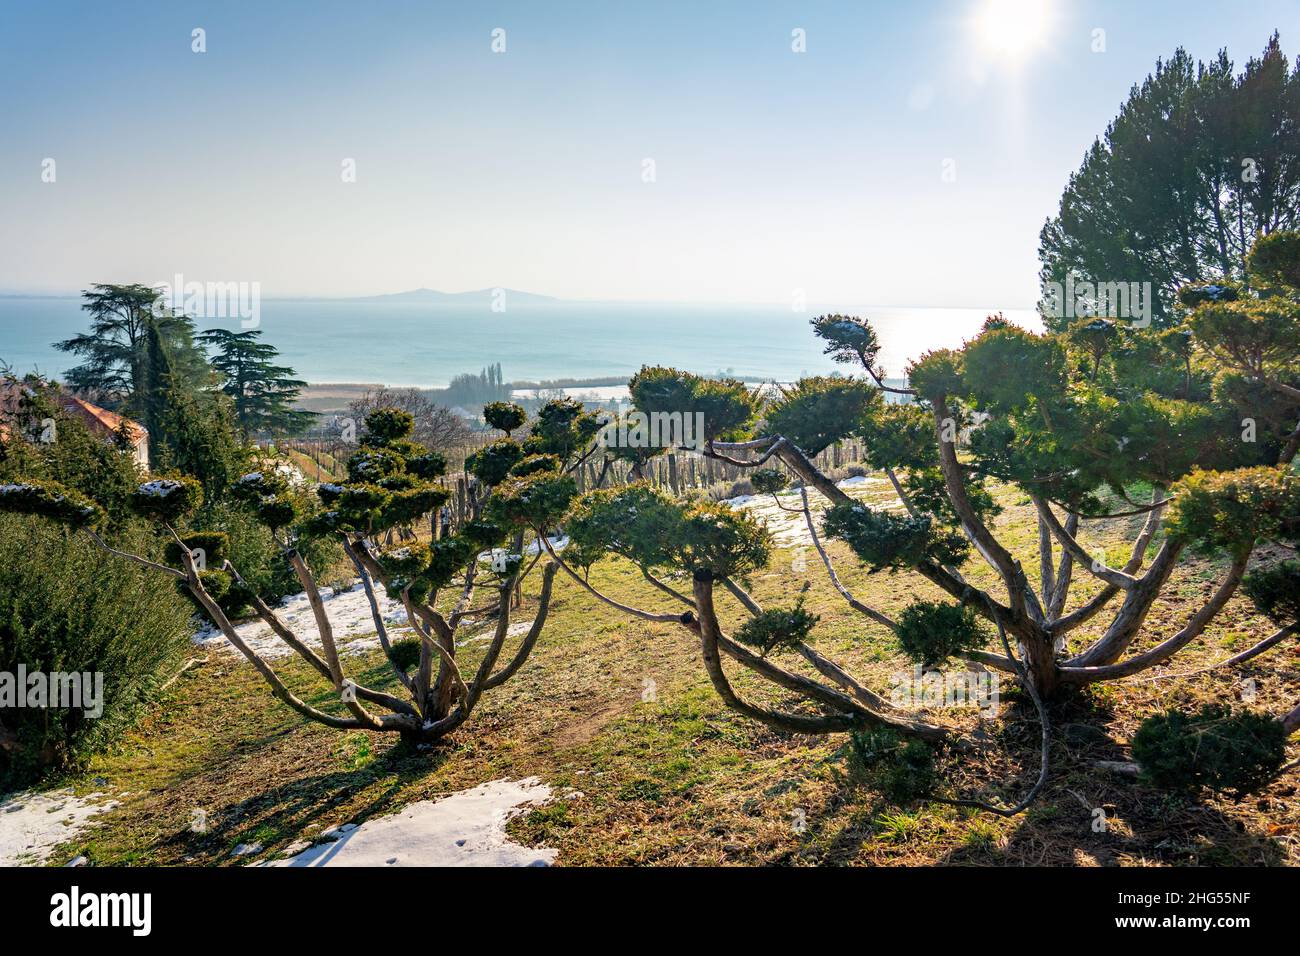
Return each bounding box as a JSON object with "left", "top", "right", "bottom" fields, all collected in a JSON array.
[
  {"left": 81, "top": 529, "right": 184, "bottom": 579},
  {"left": 1123, "top": 622, "right": 1299, "bottom": 683},
  {"left": 1032, "top": 495, "right": 1137, "bottom": 591},
  {"left": 541, "top": 536, "right": 692, "bottom": 624},
  {"left": 1059, "top": 553, "right": 1249, "bottom": 683},
  {"left": 482, "top": 562, "right": 559, "bottom": 690},
  {"left": 342, "top": 537, "right": 413, "bottom": 693},
  {"left": 797, "top": 484, "right": 898, "bottom": 629},
  {"left": 641, "top": 566, "right": 696, "bottom": 608},
  {"left": 693, "top": 575, "right": 949, "bottom": 741}
]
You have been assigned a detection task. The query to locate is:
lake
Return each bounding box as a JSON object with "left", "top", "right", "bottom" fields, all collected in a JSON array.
[{"left": 0, "top": 297, "right": 1041, "bottom": 388}]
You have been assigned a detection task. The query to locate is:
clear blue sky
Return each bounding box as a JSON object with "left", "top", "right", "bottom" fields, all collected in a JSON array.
[{"left": 0, "top": 1, "right": 1296, "bottom": 306}]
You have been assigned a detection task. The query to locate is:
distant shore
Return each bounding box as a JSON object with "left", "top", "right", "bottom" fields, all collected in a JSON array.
[{"left": 297, "top": 377, "right": 639, "bottom": 416}]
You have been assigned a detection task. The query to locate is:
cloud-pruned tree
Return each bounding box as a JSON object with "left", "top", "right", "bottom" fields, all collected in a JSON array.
[{"left": 540, "top": 231, "right": 1300, "bottom": 806}]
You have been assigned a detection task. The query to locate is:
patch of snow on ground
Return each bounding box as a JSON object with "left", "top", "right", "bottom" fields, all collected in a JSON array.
[
  {"left": 0, "top": 789, "right": 120, "bottom": 866},
  {"left": 260, "top": 777, "right": 555, "bottom": 867},
  {"left": 194, "top": 581, "right": 412, "bottom": 659},
  {"left": 525, "top": 534, "right": 568, "bottom": 555},
  {"left": 456, "top": 619, "right": 536, "bottom": 648},
  {"left": 723, "top": 474, "right": 900, "bottom": 546}
]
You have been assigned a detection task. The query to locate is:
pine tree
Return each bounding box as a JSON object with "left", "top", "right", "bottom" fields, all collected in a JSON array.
[
  {"left": 1039, "top": 35, "right": 1300, "bottom": 328},
  {"left": 56, "top": 284, "right": 209, "bottom": 418},
  {"left": 197, "top": 328, "right": 313, "bottom": 437}
]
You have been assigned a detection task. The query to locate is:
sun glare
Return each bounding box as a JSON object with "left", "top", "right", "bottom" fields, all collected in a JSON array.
[{"left": 973, "top": 0, "right": 1056, "bottom": 64}]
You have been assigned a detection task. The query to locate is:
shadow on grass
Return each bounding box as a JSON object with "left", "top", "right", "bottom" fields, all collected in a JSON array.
[{"left": 165, "top": 739, "right": 452, "bottom": 865}]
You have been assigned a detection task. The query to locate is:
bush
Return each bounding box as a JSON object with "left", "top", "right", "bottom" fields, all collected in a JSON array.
[
  {"left": 0, "top": 479, "right": 103, "bottom": 529},
  {"left": 0, "top": 515, "right": 192, "bottom": 788},
  {"left": 895, "top": 601, "right": 988, "bottom": 667},
  {"left": 1242, "top": 560, "right": 1300, "bottom": 624},
  {"left": 509, "top": 453, "right": 562, "bottom": 477},
  {"left": 388, "top": 637, "right": 422, "bottom": 672},
  {"left": 466, "top": 439, "right": 524, "bottom": 486},
  {"left": 749, "top": 468, "right": 788, "bottom": 494},
  {"left": 362, "top": 407, "right": 415, "bottom": 445},
  {"left": 1165, "top": 467, "right": 1300, "bottom": 557},
  {"left": 486, "top": 471, "right": 577, "bottom": 530},
  {"left": 823, "top": 501, "right": 967, "bottom": 571},
  {"left": 733, "top": 599, "right": 819, "bottom": 654},
  {"left": 483, "top": 401, "right": 527, "bottom": 435},
  {"left": 760, "top": 376, "right": 879, "bottom": 456},
  {"left": 1131, "top": 705, "right": 1288, "bottom": 796},
  {"left": 129, "top": 475, "right": 204, "bottom": 524}
]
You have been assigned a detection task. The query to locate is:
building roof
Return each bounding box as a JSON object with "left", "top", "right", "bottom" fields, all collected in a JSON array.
[
  {"left": 56, "top": 393, "right": 148, "bottom": 446},
  {"left": 0, "top": 381, "right": 147, "bottom": 448}
]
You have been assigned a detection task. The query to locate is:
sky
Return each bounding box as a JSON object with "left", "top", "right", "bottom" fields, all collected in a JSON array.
[{"left": 0, "top": 1, "right": 1297, "bottom": 307}]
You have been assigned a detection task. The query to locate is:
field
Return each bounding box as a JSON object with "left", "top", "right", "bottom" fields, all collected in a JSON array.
[{"left": 35, "top": 478, "right": 1300, "bottom": 867}]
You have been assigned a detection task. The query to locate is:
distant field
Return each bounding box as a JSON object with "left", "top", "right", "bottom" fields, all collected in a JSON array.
[
  {"left": 297, "top": 377, "right": 637, "bottom": 417},
  {"left": 295, "top": 383, "right": 384, "bottom": 415}
]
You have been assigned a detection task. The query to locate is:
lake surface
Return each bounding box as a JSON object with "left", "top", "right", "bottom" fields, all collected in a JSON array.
[{"left": 0, "top": 297, "right": 1040, "bottom": 388}]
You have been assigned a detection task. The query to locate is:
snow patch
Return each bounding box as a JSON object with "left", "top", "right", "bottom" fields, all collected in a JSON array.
[
  {"left": 194, "top": 580, "right": 411, "bottom": 659},
  {"left": 525, "top": 534, "right": 568, "bottom": 555},
  {"left": 260, "top": 777, "right": 555, "bottom": 867},
  {"left": 136, "top": 479, "right": 184, "bottom": 497},
  {"left": 723, "top": 473, "right": 901, "bottom": 546},
  {"left": 0, "top": 789, "right": 120, "bottom": 866},
  {"left": 456, "top": 619, "right": 536, "bottom": 648}
]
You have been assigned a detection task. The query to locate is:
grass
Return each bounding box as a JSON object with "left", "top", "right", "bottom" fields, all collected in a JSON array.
[{"left": 31, "top": 477, "right": 1300, "bottom": 867}]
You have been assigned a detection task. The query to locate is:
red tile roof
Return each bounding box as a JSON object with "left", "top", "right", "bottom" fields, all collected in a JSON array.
[
  {"left": 0, "top": 382, "right": 147, "bottom": 448},
  {"left": 56, "top": 394, "right": 148, "bottom": 446}
]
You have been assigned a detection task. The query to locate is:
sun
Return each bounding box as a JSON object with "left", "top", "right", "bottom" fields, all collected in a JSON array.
[{"left": 973, "top": 0, "right": 1057, "bottom": 64}]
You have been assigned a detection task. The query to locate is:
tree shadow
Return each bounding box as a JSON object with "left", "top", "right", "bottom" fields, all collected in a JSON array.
[
  {"left": 769, "top": 706, "right": 1290, "bottom": 867},
  {"left": 156, "top": 733, "right": 453, "bottom": 864}
]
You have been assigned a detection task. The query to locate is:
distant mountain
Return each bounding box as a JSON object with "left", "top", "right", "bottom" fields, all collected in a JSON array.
[{"left": 354, "top": 287, "right": 558, "bottom": 304}]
